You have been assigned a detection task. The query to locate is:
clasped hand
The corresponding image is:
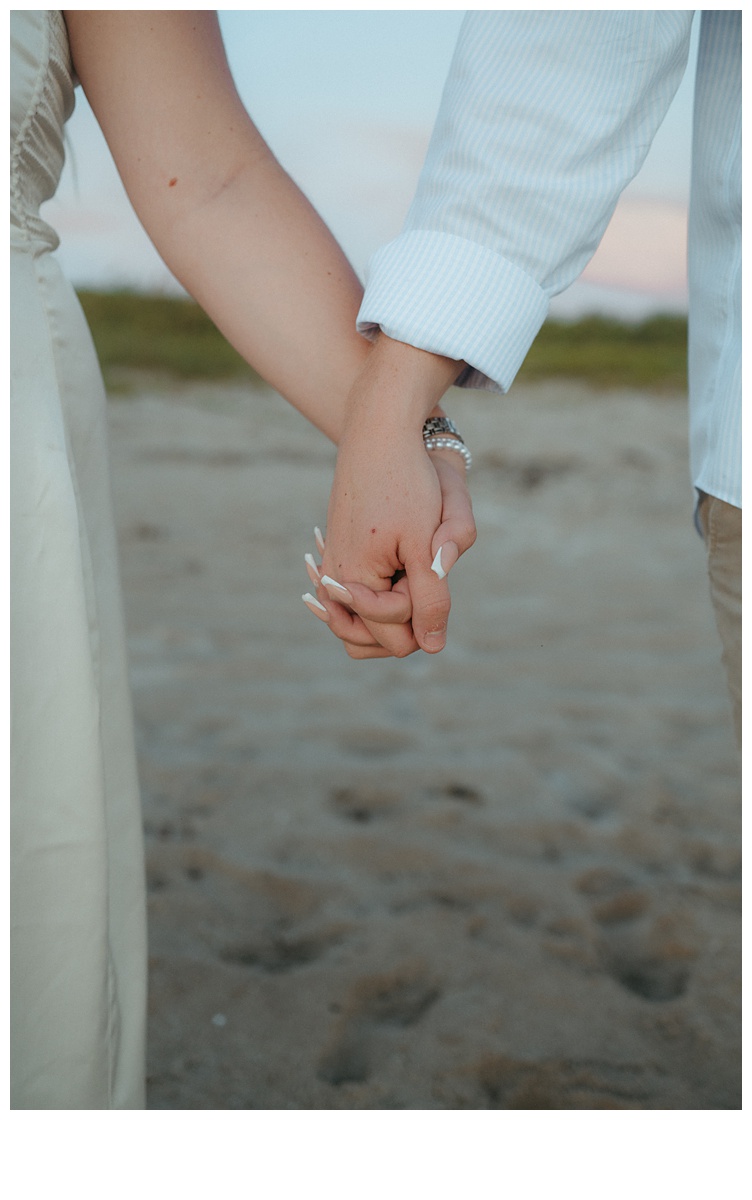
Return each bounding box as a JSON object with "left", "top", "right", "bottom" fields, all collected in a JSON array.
[
  {"left": 302, "top": 338, "right": 477, "bottom": 658},
  {"left": 306, "top": 443, "right": 475, "bottom": 658}
]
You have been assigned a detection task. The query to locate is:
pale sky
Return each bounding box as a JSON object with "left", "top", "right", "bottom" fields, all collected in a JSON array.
[{"left": 44, "top": 8, "right": 701, "bottom": 321}]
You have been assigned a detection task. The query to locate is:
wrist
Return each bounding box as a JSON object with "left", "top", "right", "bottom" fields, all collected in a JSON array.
[{"left": 345, "top": 333, "right": 462, "bottom": 434}]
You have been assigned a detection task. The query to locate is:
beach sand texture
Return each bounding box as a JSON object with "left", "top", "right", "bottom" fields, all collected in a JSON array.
[{"left": 108, "top": 379, "right": 740, "bottom": 1110}]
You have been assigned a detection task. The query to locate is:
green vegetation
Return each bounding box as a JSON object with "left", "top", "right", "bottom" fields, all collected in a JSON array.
[
  {"left": 77, "top": 289, "right": 687, "bottom": 394},
  {"left": 516, "top": 314, "right": 687, "bottom": 392},
  {"left": 77, "top": 289, "right": 261, "bottom": 391}
]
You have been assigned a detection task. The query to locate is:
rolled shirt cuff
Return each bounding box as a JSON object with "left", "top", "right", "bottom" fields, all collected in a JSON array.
[{"left": 356, "top": 230, "right": 549, "bottom": 393}]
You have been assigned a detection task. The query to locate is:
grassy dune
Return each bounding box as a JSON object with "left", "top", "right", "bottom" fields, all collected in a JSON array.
[
  {"left": 78, "top": 289, "right": 688, "bottom": 394},
  {"left": 77, "top": 289, "right": 263, "bottom": 389},
  {"left": 517, "top": 313, "right": 687, "bottom": 391}
]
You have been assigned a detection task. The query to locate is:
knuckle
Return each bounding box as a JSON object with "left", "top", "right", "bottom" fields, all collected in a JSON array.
[
  {"left": 421, "top": 597, "right": 451, "bottom": 625},
  {"left": 345, "top": 641, "right": 385, "bottom": 660},
  {"left": 447, "top": 517, "right": 476, "bottom": 551},
  {"left": 394, "top": 643, "right": 417, "bottom": 659},
  {"left": 463, "top": 523, "right": 478, "bottom": 550}
]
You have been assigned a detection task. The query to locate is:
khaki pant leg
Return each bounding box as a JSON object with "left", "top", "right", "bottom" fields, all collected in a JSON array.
[{"left": 697, "top": 494, "right": 742, "bottom": 748}]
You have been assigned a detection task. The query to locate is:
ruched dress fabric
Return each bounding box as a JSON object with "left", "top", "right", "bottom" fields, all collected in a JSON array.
[{"left": 10, "top": 11, "right": 147, "bottom": 1109}]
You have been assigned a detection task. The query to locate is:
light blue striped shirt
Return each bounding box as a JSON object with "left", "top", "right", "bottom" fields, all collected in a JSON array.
[{"left": 358, "top": 10, "right": 741, "bottom": 508}]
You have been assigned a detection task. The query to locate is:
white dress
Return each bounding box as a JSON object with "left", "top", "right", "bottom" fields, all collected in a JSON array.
[{"left": 10, "top": 10, "right": 147, "bottom": 1108}]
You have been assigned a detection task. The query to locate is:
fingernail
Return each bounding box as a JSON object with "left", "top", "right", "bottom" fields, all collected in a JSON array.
[
  {"left": 320, "top": 574, "right": 354, "bottom": 605},
  {"left": 431, "top": 541, "right": 459, "bottom": 580},
  {"left": 314, "top": 526, "right": 326, "bottom": 555},
  {"left": 423, "top": 627, "right": 446, "bottom": 651},
  {"left": 302, "top": 593, "right": 329, "bottom": 621},
  {"left": 304, "top": 553, "right": 320, "bottom": 585}
]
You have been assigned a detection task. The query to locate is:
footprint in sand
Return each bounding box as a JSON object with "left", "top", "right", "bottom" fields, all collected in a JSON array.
[
  {"left": 329, "top": 786, "right": 401, "bottom": 824},
  {"left": 574, "top": 867, "right": 696, "bottom": 1001},
  {"left": 219, "top": 925, "right": 349, "bottom": 973},
  {"left": 606, "top": 954, "right": 691, "bottom": 1002},
  {"left": 443, "top": 1053, "right": 663, "bottom": 1109},
  {"left": 427, "top": 782, "right": 484, "bottom": 805},
  {"left": 684, "top": 838, "right": 741, "bottom": 882},
  {"left": 317, "top": 964, "right": 441, "bottom": 1086},
  {"left": 147, "top": 843, "right": 348, "bottom": 970},
  {"left": 598, "top": 916, "right": 699, "bottom": 1003}
]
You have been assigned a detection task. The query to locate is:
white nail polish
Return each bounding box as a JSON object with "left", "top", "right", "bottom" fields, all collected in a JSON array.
[
  {"left": 431, "top": 547, "right": 446, "bottom": 580},
  {"left": 302, "top": 592, "right": 327, "bottom": 613},
  {"left": 304, "top": 553, "right": 320, "bottom": 583},
  {"left": 314, "top": 526, "right": 326, "bottom": 554},
  {"left": 320, "top": 574, "right": 348, "bottom": 593}
]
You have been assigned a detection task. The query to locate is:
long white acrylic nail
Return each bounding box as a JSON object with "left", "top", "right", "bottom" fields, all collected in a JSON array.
[
  {"left": 302, "top": 592, "right": 328, "bottom": 615},
  {"left": 314, "top": 526, "right": 326, "bottom": 555},
  {"left": 320, "top": 574, "right": 354, "bottom": 606},
  {"left": 304, "top": 553, "right": 320, "bottom": 585},
  {"left": 320, "top": 574, "right": 348, "bottom": 594},
  {"left": 431, "top": 547, "right": 446, "bottom": 580}
]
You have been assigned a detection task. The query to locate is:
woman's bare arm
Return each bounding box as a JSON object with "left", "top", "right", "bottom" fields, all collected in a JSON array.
[{"left": 64, "top": 9, "right": 367, "bottom": 441}]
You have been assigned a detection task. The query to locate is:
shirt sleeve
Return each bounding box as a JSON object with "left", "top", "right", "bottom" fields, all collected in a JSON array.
[{"left": 357, "top": 10, "right": 695, "bottom": 392}]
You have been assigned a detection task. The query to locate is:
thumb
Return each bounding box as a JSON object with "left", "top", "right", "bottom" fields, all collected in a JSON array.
[
  {"left": 404, "top": 552, "right": 452, "bottom": 654},
  {"left": 431, "top": 453, "right": 477, "bottom": 557},
  {"left": 429, "top": 538, "right": 460, "bottom": 580}
]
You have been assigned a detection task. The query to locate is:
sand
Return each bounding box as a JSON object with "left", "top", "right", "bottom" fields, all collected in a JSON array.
[{"left": 106, "top": 377, "right": 740, "bottom": 1110}]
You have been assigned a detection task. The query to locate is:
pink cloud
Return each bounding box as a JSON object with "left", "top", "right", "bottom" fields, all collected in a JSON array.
[{"left": 582, "top": 196, "right": 688, "bottom": 296}]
